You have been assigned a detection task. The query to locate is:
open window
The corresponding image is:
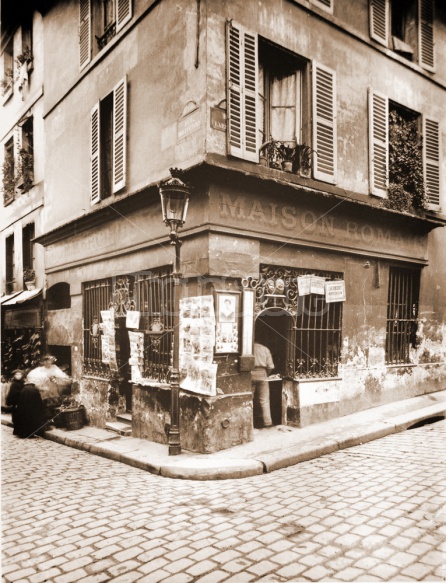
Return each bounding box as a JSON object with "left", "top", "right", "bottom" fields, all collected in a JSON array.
[
  {"left": 79, "top": 0, "right": 132, "bottom": 69},
  {"left": 3, "top": 138, "right": 15, "bottom": 205},
  {"left": 370, "top": 0, "right": 435, "bottom": 71},
  {"left": 91, "top": 77, "right": 127, "bottom": 204},
  {"left": 369, "top": 91, "right": 440, "bottom": 211},
  {"left": 226, "top": 21, "right": 336, "bottom": 183}
]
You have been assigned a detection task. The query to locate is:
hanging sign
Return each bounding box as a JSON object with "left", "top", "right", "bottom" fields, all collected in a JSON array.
[
  {"left": 310, "top": 276, "right": 326, "bottom": 295},
  {"left": 325, "top": 280, "right": 346, "bottom": 303},
  {"left": 126, "top": 310, "right": 140, "bottom": 329},
  {"left": 297, "top": 275, "right": 312, "bottom": 296}
]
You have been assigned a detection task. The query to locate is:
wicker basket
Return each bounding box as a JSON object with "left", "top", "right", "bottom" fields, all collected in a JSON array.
[
  {"left": 52, "top": 407, "right": 66, "bottom": 428},
  {"left": 61, "top": 407, "right": 85, "bottom": 431}
]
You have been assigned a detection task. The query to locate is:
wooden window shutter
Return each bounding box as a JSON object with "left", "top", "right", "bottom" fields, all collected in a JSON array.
[
  {"left": 370, "top": 0, "right": 388, "bottom": 47},
  {"left": 90, "top": 103, "right": 101, "bottom": 205},
  {"left": 112, "top": 77, "right": 127, "bottom": 193},
  {"left": 423, "top": 117, "right": 440, "bottom": 209},
  {"left": 368, "top": 89, "right": 388, "bottom": 198},
  {"left": 116, "top": 0, "right": 132, "bottom": 33},
  {"left": 419, "top": 0, "right": 435, "bottom": 71},
  {"left": 79, "top": 0, "right": 91, "bottom": 70},
  {"left": 312, "top": 62, "right": 337, "bottom": 184},
  {"left": 226, "top": 21, "right": 259, "bottom": 163}
]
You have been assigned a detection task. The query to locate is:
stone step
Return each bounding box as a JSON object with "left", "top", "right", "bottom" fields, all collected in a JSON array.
[
  {"left": 117, "top": 412, "right": 132, "bottom": 423},
  {"left": 105, "top": 421, "right": 132, "bottom": 436}
]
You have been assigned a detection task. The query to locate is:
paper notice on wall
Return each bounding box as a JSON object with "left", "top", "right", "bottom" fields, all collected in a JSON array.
[
  {"left": 310, "top": 276, "right": 326, "bottom": 295},
  {"left": 101, "top": 336, "right": 110, "bottom": 364},
  {"left": 325, "top": 280, "right": 346, "bottom": 303},
  {"left": 126, "top": 310, "right": 141, "bottom": 329},
  {"left": 128, "top": 330, "right": 145, "bottom": 367},
  {"left": 297, "top": 275, "right": 312, "bottom": 296},
  {"left": 179, "top": 295, "right": 217, "bottom": 395},
  {"left": 131, "top": 365, "right": 142, "bottom": 383}
]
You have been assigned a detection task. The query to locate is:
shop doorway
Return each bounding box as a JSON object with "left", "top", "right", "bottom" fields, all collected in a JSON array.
[
  {"left": 115, "top": 316, "right": 132, "bottom": 412},
  {"left": 254, "top": 309, "right": 294, "bottom": 426}
]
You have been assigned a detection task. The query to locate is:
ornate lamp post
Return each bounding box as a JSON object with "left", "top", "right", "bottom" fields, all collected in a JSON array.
[{"left": 159, "top": 168, "right": 191, "bottom": 455}]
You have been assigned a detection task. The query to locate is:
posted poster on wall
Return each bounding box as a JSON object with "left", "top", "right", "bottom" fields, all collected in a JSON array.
[
  {"left": 179, "top": 295, "right": 217, "bottom": 396},
  {"left": 100, "top": 309, "right": 118, "bottom": 370},
  {"left": 128, "top": 330, "right": 145, "bottom": 382},
  {"left": 215, "top": 292, "right": 239, "bottom": 353}
]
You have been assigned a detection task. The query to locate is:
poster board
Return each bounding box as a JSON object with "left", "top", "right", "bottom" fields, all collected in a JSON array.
[{"left": 179, "top": 295, "right": 217, "bottom": 396}]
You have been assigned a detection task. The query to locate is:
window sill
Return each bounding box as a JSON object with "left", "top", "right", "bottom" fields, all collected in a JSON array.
[
  {"left": 2, "top": 87, "right": 13, "bottom": 105},
  {"left": 295, "top": 377, "right": 342, "bottom": 383}
]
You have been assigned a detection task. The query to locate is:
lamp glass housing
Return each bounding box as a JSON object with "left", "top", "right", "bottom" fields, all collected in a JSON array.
[{"left": 160, "top": 189, "right": 189, "bottom": 232}]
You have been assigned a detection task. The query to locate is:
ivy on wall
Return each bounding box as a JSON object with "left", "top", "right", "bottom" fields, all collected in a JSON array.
[{"left": 385, "top": 110, "right": 427, "bottom": 213}]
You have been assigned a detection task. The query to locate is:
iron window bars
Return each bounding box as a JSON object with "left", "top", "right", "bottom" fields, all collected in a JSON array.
[{"left": 386, "top": 266, "right": 421, "bottom": 364}]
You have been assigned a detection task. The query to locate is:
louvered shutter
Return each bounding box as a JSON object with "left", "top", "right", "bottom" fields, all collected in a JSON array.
[
  {"left": 419, "top": 0, "right": 435, "bottom": 71},
  {"left": 116, "top": 0, "right": 132, "bottom": 32},
  {"left": 226, "top": 21, "right": 259, "bottom": 163},
  {"left": 91, "top": 104, "right": 101, "bottom": 205},
  {"left": 370, "top": 0, "right": 388, "bottom": 47},
  {"left": 311, "top": 0, "right": 333, "bottom": 14},
  {"left": 423, "top": 117, "right": 440, "bottom": 209},
  {"left": 112, "top": 78, "right": 127, "bottom": 193},
  {"left": 79, "top": 0, "right": 91, "bottom": 70},
  {"left": 369, "top": 89, "right": 388, "bottom": 198},
  {"left": 312, "top": 62, "right": 336, "bottom": 184}
]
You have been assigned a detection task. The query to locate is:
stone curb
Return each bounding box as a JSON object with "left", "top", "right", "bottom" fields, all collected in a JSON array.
[{"left": 2, "top": 399, "right": 445, "bottom": 480}]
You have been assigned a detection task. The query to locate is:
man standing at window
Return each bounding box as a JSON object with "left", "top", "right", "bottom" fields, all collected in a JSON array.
[{"left": 252, "top": 342, "right": 274, "bottom": 428}]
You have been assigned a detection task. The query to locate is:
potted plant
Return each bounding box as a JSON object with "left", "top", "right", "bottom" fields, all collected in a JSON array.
[
  {"left": 16, "top": 149, "right": 34, "bottom": 192},
  {"left": 15, "top": 46, "right": 33, "bottom": 68},
  {"left": 23, "top": 268, "right": 36, "bottom": 290},
  {"left": 279, "top": 143, "right": 297, "bottom": 172},
  {"left": 2, "top": 155, "right": 15, "bottom": 205},
  {"left": 259, "top": 138, "right": 282, "bottom": 169},
  {"left": 1, "top": 68, "right": 14, "bottom": 97},
  {"left": 296, "top": 144, "right": 315, "bottom": 177}
]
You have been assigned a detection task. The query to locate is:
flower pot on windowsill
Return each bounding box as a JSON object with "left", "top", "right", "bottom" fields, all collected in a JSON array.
[
  {"left": 281, "top": 160, "right": 293, "bottom": 172},
  {"left": 25, "top": 280, "right": 36, "bottom": 290}
]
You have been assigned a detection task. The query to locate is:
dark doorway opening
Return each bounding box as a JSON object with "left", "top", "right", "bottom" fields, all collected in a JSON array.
[
  {"left": 254, "top": 309, "right": 294, "bottom": 426},
  {"left": 115, "top": 317, "right": 132, "bottom": 412}
]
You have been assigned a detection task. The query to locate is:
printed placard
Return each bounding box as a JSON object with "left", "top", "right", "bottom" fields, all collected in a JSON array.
[
  {"left": 126, "top": 310, "right": 141, "bottom": 329},
  {"left": 297, "top": 275, "right": 312, "bottom": 296},
  {"left": 325, "top": 280, "right": 346, "bottom": 303},
  {"left": 310, "top": 276, "right": 326, "bottom": 295}
]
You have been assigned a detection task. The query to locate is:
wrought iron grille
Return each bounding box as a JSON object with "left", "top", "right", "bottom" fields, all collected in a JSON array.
[
  {"left": 83, "top": 278, "right": 112, "bottom": 377},
  {"left": 135, "top": 267, "right": 174, "bottom": 383},
  {"left": 386, "top": 267, "right": 420, "bottom": 364},
  {"left": 243, "top": 264, "right": 343, "bottom": 379}
]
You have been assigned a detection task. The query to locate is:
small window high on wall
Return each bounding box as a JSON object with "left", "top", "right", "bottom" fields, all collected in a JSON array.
[{"left": 47, "top": 282, "right": 71, "bottom": 310}]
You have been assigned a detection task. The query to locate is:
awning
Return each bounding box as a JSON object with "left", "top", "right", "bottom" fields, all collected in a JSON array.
[
  {"left": 2, "top": 288, "right": 42, "bottom": 306},
  {"left": 0, "top": 291, "right": 23, "bottom": 305}
]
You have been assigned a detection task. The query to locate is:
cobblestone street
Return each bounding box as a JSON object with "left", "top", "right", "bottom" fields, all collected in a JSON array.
[{"left": 2, "top": 420, "right": 445, "bottom": 583}]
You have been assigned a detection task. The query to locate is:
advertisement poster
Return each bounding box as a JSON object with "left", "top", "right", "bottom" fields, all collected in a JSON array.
[
  {"left": 215, "top": 292, "right": 239, "bottom": 353},
  {"left": 179, "top": 295, "right": 217, "bottom": 395}
]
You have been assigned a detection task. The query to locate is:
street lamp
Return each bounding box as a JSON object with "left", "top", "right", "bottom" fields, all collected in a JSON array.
[{"left": 159, "top": 168, "right": 191, "bottom": 455}]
